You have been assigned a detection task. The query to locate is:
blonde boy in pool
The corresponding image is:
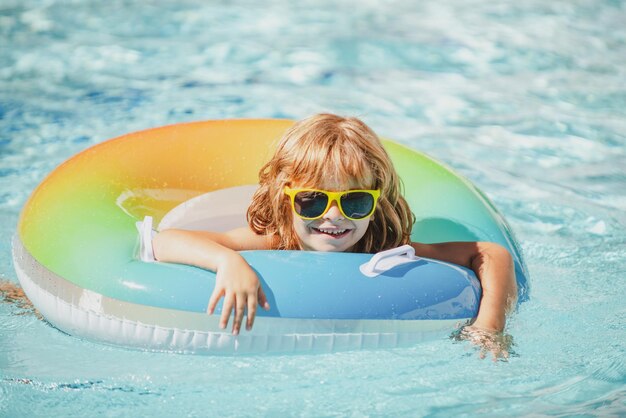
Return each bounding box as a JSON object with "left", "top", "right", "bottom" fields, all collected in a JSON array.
[{"left": 152, "top": 114, "right": 518, "bottom": 357}]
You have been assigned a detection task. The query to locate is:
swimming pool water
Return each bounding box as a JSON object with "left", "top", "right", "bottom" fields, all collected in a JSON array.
[{"left": 1, "top": 0, "right": 625, "bottom": 416}]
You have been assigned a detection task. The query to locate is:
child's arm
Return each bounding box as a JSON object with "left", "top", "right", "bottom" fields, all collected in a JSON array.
[
  {"left": 152, "top": 228, "right": 275, "bottom": 335},
  {"left": 410, "top": 241, "right": 517, "bottom": 332}
]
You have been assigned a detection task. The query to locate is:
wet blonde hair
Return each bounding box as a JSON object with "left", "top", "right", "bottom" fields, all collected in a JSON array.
[{"left": 247, "top": 113, "right": 414, "bottom": 252}]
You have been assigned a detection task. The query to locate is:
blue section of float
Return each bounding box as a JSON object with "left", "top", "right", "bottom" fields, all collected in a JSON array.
[
  {"left": 248, "top": 251, "right": 482, "bottom": 320},
  {"left": 120, "top": 251, "right": 482, "bottom": 320}
]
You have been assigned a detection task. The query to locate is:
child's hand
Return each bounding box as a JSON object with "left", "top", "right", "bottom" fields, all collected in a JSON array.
[
  {"left": 207, "top": 253, "right": 270, "bottom": 335},
  {"left": 453, "top": 324, "right": 515, "bottom": 362}
]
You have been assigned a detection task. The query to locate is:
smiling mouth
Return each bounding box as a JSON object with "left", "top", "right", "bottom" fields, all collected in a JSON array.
[{"left": 312, "top": 227, "right": 351, "bottom": 238}]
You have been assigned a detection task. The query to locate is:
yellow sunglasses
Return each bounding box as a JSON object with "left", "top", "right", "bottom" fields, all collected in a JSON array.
[{"left": 284, "top": 186, "right": 381, "bottom": 220}]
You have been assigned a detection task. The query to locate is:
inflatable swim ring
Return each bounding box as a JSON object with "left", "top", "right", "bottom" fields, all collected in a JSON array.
[{"left": 13, "top": 119, "right": 529, "bottom": 354}]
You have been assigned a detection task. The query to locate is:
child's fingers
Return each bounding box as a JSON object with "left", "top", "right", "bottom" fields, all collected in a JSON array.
[
  {"left": 232, "top": 293, "right": 246, "bottom": 335},
  {"left": 220, "top": 293, "right": 234, "bottom": 330},
  {"left": 258, "top": 287, "right": 270, "bottom": 310},
  {"left": 207, "top": 287, "right": 224, "bottom": 315},
  {"left": 246, "top": 295, "right": 257, "bottom": 331}
]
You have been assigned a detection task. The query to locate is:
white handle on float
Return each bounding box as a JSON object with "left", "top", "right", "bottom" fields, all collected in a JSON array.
[
  {"left": 136, "top": 216, "right": 157, "bottom": 262},
  {"left": 359, "top": 244, "right": 419, "bottom": 278}
]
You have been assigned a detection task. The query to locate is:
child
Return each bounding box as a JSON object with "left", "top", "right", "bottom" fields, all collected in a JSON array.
[{"left": 152, "top": 114, "right": 517, "bottom": 350}]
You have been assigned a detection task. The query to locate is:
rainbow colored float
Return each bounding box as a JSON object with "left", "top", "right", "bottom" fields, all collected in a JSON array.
[{"left": 13, "top": 120, "right": 528, "bottom": 354}]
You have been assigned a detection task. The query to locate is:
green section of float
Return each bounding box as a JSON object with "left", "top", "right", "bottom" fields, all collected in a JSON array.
[{"left": 384, "top": 140, "right": 509, "bottom": 244}]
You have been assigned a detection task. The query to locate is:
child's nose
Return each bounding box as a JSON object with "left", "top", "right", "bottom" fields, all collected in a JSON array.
[{"left": 323, "top": 201, "right": 344, "bottom": 220}]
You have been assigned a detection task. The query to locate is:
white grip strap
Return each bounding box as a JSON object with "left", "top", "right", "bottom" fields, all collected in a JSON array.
[
  {"left": 359, "top": 244, "right": 418, "bottom": 278},
  {"left": 136, "top": 216, "right": 157, "bottom": 262}
]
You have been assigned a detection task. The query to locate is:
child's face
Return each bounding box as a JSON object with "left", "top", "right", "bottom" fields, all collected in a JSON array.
[{"left": 289, "top": 178, "right": 373, "bottom": 252}]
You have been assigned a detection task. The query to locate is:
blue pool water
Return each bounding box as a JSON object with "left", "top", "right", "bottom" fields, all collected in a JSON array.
[{"left": 1, "top": 0, "right": 625, "bottom": 416}]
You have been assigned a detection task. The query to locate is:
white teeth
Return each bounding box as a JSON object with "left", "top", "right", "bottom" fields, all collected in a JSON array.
[{"left": 316, "top": 228, "right": 346, "bottom": 235}]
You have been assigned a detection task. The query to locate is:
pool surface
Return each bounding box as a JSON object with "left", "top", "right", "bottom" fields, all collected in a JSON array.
[{"left": 1, "top": 0, "right": 625, "bottom": 416}]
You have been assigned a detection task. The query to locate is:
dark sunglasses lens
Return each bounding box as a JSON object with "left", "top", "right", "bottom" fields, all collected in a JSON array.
[
  {"left": 294, "top": 191, "right": 328, "bottom": 218},
  {"left": 340, "top": 192, "right": 374, "bottom": 219}
]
